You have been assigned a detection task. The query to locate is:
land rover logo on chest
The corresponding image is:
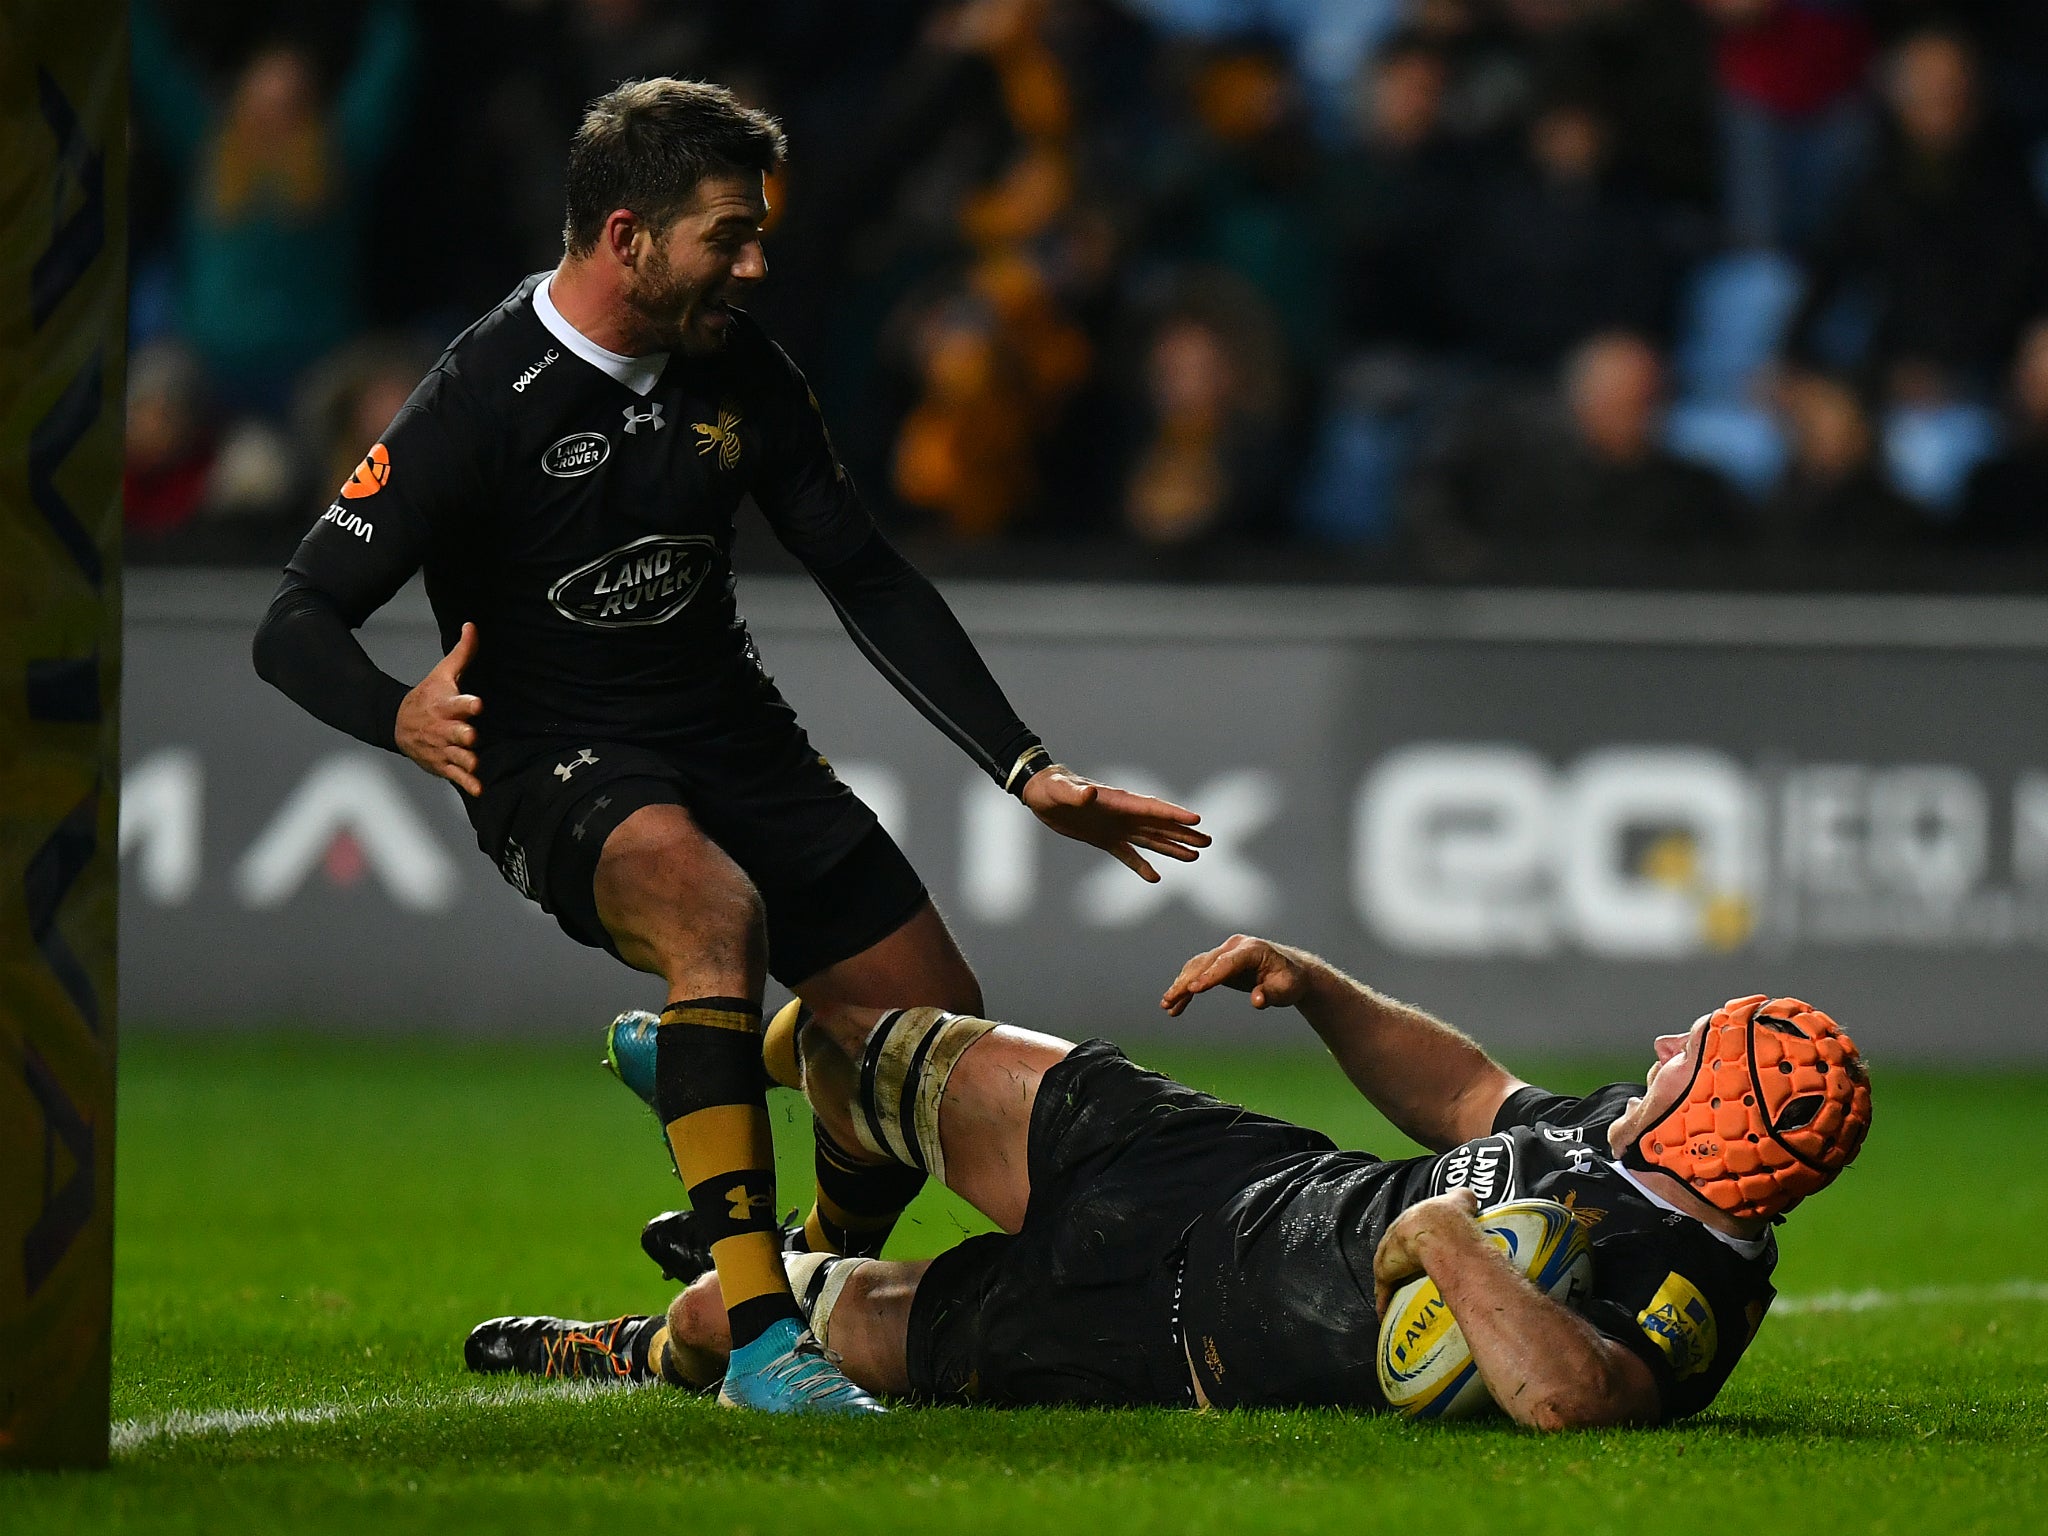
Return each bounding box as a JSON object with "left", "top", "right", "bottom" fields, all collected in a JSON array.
[
  {"left": 542, "top": 432, "right": 610, "bottom": 478},
  {"left": 549, "top": 534, "right": 715, "bottom": 627},
  {"left": 1431, "top": 1133, "right": 1517, "bottom": 1206}
]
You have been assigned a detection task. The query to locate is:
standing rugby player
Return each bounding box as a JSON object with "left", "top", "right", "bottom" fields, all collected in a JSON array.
[{"left": 253, "top": 79, "right": 1207, "bottom": 1415}]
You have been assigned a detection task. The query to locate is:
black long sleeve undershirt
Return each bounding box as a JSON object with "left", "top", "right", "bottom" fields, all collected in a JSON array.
[
  {"left": 252, "top": 576, "right": 410, "bottom": 753},
  {"left": 805, "top": 529, "right": 1041, "bottom": 785},
  {"left": 252, "top": 541, "right": 1044, "bottom": 786}
]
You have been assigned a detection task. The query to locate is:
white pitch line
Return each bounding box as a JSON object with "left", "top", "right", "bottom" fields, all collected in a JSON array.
[
  {"left": 1774, "top": 1280, "right": 2048, "bottom": 1316},
  {"left": 111, "top": 1404, "right": 349, "bottom": 1454},
  {"left": 111, "top": 1377, "right": 617, "bottom": 1455},
  {"left": 110, "top": 1283, "right": 2048, "bottom": 1451}
]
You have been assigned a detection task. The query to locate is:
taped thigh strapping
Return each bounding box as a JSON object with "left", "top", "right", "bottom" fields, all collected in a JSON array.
[
  {"left": 783, "top": 1251, "right": 871, "bottom": 1351},
  {"left": 851, "top": 1007, "right": 996, "bottom": 1186}
]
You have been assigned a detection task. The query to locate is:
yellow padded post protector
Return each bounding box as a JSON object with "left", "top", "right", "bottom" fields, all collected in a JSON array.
[{"left": 1, "top": 0, "right": 128, "bottom": 1471}]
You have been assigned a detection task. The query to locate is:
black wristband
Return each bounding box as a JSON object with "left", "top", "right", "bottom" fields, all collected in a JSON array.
[{"left": 1004, "top": 745, "right": 1053, "bottom": 797}]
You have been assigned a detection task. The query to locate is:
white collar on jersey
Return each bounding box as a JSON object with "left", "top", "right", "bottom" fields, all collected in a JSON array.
[
  {"left": 1603, "top": 1159, "right": 1772, "bottom": 1259},
  {"left": 533, "top": 273, "right": 668, "bottom": 397}
]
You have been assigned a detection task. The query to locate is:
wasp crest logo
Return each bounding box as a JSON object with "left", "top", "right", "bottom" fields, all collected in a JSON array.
[
  {"left": 1558, "top": 1189, "right": 1607, "bottom": 1230},
  {"left": 692, "top": 402, "right": 743, "bottom": 470}
]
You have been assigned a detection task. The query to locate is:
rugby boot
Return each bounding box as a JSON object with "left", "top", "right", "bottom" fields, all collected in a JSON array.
[
  {"left": 603, "top": 1009, "right": 662, "bottom": 1110},
  {"left": 464, "top": 1313, "right": 660, "bottom": 1383},
  {"left": 717, "top": 1316, "right": 885, "bottom": 1415},
  {"left": 606, "top": 1005, "right": 791, "bottom": 1106},
  {"left": 642, "top": 1206, "right": 808, "bottom": 1283},
  {"left": 605, "top": 1008, "right": 799, "bottom": 1181},
  {"left": 603, "top": 1009, "right": 676, "bottom": 1176}
]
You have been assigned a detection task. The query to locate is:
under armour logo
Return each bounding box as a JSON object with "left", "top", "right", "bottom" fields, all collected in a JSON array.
[
  {"left": 571, "top": 794, "right": 613, "bottom": 841},
  {"left": 725, "top": 1185, "right": 771, "bottom": 1223},
  {"left": 622, "top": 402, "right": 665, "bottom": 434},
  {"left": 554, "top": 749, "right": 600, "bottom": 782}
]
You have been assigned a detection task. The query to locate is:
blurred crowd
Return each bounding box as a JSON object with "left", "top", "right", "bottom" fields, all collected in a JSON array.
[{"left": 127, "top": 0, "right": 2048, "bottom": 587}]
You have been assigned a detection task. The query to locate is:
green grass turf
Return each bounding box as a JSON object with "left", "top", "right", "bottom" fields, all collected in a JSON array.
[{"left": 6, "top": 1034, "right": 2047, "bottom": 1532}]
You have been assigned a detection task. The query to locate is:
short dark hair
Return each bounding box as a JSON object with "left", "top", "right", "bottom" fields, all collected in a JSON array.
[{"left": 562, "top": 78, "right": 786, "bottom": 256}]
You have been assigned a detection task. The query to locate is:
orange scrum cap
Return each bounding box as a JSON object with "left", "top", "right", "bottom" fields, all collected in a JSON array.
[{"left": 1631, "top": 995, "right": 1872, "bottom": 1221}]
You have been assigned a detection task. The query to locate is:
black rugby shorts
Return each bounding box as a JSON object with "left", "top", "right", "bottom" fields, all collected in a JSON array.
[
  {"left": 465, "top": 723, "right": 926, "bottom": 986},
  {"left": 904, "top": 1041, "right": 1334, "bottom": 1407}
]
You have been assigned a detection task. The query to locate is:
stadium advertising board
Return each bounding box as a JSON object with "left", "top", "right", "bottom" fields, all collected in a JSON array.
[{"left": 122, "top": 574, "right": 2048, "bottom": 1060}]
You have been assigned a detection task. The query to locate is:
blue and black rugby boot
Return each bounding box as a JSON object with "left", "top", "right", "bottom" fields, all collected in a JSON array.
[
  {"left": 604, "top": 1005, "right": 803, "bottom": 1178},
  {"left": 717, "top": 1316, "right": 884, "bottom": 1415},
  {"left": 464, "top": 1313, "right": 660, "bottom": 1384},
  {"left": 603, "top": 1009, "right": 675, "bottom": 1175},
  {"left": 603, "top": 1009, "right": 662, "bottom": 1110},
  {"left": 605, "top": 1002, "right": 802, "bottom": 1108}
]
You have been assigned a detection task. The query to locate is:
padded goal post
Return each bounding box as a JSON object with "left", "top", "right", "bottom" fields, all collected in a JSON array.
[{"left": 1, "top": 0, "right": 127, "bottom": 1469}]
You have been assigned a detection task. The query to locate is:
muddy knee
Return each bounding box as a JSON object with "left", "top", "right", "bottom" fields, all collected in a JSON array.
[{"left": 669, "top": 1271, "right": 730, "bottom": 1353}]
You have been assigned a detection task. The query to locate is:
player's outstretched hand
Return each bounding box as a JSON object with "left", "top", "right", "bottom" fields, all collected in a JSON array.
[
  {"left": 1020, "top": 764, "right": 1208, "bottom": 882},
  {"left": 397, "top": 621, "right": 484, "bottom": 797},
  {"left": 1160, "top": 933, "right": 1314, "bottom": 1016},
  {"left": 1372, "top": 1188, "right": 1481, "bottom": 1316}
]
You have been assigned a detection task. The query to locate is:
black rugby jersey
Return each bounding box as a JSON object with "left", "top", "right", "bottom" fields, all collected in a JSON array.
[
  {"left": 256, "top": 274, "right": 1040, "bottom": 778},
  {"left": 1179, "top": 1082, "right": 1777, "bottom": 1422}
]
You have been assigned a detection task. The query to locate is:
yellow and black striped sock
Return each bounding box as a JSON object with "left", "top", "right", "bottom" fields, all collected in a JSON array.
[
  {"left": 802, "top": 1119, "right": 927, "bottom": 1258},
  {"left": 656, "top": 997, "right": 799, "bottom": 1349},
  {"left": 761, "top": 998, "right": 805, "bottom": 1091}
]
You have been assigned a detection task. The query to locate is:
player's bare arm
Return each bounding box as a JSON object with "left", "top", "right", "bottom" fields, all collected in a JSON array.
[
  {"left": 1161, "top": 934, "right": 1524, "bottom": 1150},
  {"left": 1372, "top": 1189, "right": 1658, "bottom": 1431},
  {"left": 393, "top": 621, "right": 485, "bottom": 797}
]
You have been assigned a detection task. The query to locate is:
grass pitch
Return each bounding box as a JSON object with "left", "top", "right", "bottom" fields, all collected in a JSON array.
[{"left": 5, "top": 1033, "right": 2047, "bottom": 1533}]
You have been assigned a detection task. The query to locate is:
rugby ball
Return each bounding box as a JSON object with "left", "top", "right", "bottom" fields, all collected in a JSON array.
[{"left": 1375, "top": 1198, "right": 1594, "bottom": 1420}]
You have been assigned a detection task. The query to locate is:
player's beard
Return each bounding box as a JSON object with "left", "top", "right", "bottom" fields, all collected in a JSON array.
[{"left": 625, "top": 242, "right": 729, "bottom": 356}]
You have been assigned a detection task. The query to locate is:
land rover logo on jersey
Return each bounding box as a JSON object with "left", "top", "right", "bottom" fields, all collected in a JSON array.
[
  {"left": 541, "top": 432, "right": 610, "bottom": 478},
  {"left": 548, "top": 534, "right": 715, "bottom": 628},
  {"left": 1432, "top": 1134, "right": 1516, "bottom": 1205}
]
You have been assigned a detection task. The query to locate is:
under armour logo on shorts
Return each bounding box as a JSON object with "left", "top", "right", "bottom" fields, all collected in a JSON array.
[
  {"left": 554, "top": 748, "right": 600, "bottom": 782},
  {"left": 622, "top": 402, "right": 665, "bottom": 434},
  {"left": 571, "top": 794, "right": 613, "bottom": 841}
]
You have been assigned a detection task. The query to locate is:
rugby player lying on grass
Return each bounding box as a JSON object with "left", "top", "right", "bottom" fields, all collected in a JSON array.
[{"left": 467, "top": 934, "right": 1871, "bottom": 1428}]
